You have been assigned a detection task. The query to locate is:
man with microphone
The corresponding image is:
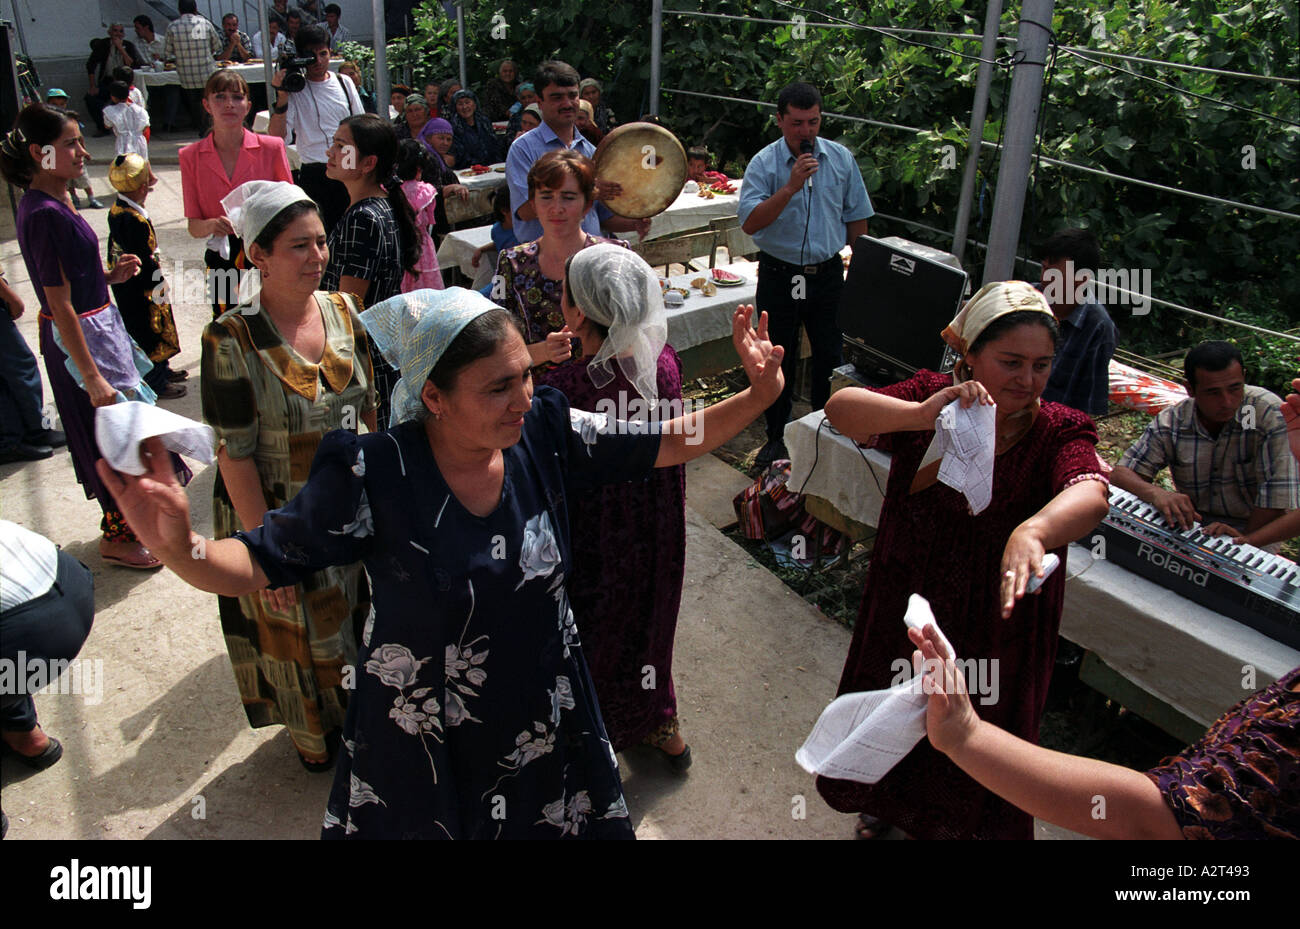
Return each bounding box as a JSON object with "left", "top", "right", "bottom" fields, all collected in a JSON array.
[{"left": 739, "top": 82, "right": 873, "bottom": 468}]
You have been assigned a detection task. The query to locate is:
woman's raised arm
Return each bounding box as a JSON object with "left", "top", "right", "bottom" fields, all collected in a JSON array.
[{"left": 95, "top": 437, "right": 269, "bottom": 596}]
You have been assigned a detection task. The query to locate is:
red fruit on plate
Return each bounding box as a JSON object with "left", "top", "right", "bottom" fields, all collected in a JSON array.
[{"left": 711, "top": 268, "right": 742, "bottom": 282}]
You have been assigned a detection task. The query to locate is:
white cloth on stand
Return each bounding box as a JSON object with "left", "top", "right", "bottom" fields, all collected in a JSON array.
[
  {"left": 796, "top": 594, "right": 954, "bottom": 784},
  {"left": 919, "top": 398, "right": 997, "bottom": 514},
  {"left": 95, "top": 402, "right": 216, "bottom": 476}
]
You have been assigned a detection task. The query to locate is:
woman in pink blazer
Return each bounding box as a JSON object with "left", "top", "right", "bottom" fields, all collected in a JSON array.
[{"left": 180, "top": 70, "right": 292, "bottom": 319}]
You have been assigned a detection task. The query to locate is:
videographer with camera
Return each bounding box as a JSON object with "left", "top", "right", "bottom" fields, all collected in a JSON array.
[{"left": 266, "top": 24, "right": 362, "bottom": 234}]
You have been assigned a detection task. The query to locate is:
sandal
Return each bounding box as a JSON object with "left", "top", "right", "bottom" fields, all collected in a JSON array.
[
  {"left": 855, "top": 813, "right": 891, "bottom": 840},
  {"left": 298, "top": 728, "right": 341, "bottom": 773},
  {"left": 99, "top": 539, "right": 162, "bottom": 569}
]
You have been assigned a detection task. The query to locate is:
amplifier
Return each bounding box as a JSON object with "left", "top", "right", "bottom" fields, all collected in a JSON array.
[{"left": 838, "top": 235, "right": 968, "bottom": 384}]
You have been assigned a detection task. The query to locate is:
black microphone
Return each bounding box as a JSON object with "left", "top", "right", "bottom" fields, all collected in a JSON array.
[{"left": 799, "top": 139, "right": 814, "bottom": 192}]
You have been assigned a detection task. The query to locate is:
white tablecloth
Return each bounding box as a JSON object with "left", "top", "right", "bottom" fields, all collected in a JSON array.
[
  {"left": 445, "top": 167, "right": 507, "bottom": 225},
  {"left": 661, "top": 266, "right": 757, "bottom": 353},
  {"left": 783, "top": 408, "right": 1300, "bottom": 726},
  {"left": 435, "top": 225, "right": 496, "bottom": 289},
  {"left": 615, "top": 180, "right": 755, "bottom": 255},
  {"left": 786, "top": 410, "right": 892, "bottom": 527}
]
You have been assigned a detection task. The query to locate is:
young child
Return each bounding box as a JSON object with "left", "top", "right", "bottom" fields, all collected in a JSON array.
[
  {"left": 686, "top": 146, "right": 711, "bottom": 183},
  {"left": 475, "top": 186, "right": 519, "bottom": 298},
  {"left": 105, "top": 154, "right": 184, "bottom": 398},
  {"left": 394, "top": 139, "right": 445, "bottom": 292},
  {"left": 112, "top": 66, "right": 147, "bottom": 110},
  {"left": 44, "top": 90, "right": 103, "bottom": 209},
  {"left": 103, "top": 81, "right": 150, "bottom": 159}
]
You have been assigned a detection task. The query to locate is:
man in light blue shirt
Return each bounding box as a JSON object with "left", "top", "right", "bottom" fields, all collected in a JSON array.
[
  {"left": 738, "top": 82, "right": 873, "bottom": 467},
  {"left": 505, "top": 60, "right": 648, "bottom": 245}
]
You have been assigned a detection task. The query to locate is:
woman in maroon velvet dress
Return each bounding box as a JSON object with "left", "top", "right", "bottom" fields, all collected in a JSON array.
[
  {"left": 815, "top": 281, "right": 1111, "bottom": 839},
  {"left": 535, "top": 243, "right": 692, "bottom": 768}
]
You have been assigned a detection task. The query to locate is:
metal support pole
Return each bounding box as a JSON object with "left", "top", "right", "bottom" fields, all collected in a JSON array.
[
  {"left": 649, "top": 0, "right": 662, "bottom": 116},
  {"left": 371, "top": 0, "right": 388, "bottom": 118},
  {"left": 260, "top": 0, "right": 273, "bottom": 98},
  {"left": 981, "top": 0, "right": 1054, "bottom": 283},
  {"left": 951, "top": 0, "right": 1003, "bottom": 264},
  {"left": 7, "top": 0, "right": 29, "bottom": 59},
  {"left": 457, "top": 2, "right": 467, "bottom": 89}
]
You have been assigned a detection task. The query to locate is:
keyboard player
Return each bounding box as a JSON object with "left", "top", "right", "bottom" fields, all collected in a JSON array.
[{"left": 1110, "top": 341, "right": 1298, "bottom": 549}]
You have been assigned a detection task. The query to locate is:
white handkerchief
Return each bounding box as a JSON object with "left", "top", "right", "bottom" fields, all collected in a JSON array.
[
  {"left": 919, "top": 398, "right": 997, "bottom": 514},
  {"left": 206, "top": 233, "right": 231, "bottom": 261},
  {"left": 95, "top": 402, "right": 216, "bottom": 475},
  {"left": 796, "top": 594, "right": 952, "bottom": 784}
]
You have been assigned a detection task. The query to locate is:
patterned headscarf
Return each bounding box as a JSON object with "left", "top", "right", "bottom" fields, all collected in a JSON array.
[
  {"left": 936, "top": 280, "right": 1056, "bottom": 458},
  {"left": 566, "top": 244, "right": 666, "bottom": 404},
  {"left": 359, "top": 287, "right": 499, "bottom": 427}
]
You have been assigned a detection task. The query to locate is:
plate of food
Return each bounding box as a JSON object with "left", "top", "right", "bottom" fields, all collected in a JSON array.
[{"left": 711, "top": 268, "right": 746, "bottom": 287}]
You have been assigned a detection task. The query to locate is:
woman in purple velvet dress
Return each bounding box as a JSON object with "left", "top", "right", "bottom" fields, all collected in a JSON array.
[
  {"left": 4, "top": 103, "right": 189, "bottom": 569},
  {"left": 536, "top": 243, "right": 692, "bottom": 769}
]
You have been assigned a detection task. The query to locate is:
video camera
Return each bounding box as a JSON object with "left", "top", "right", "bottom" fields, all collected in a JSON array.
[{"left": 277, "top": 54, "right": 317, "bottom": 93}]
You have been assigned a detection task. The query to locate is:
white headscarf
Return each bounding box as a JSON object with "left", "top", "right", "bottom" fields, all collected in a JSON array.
[
  {"left": 941, "top": 280, "right": 1054, "bottom": 381},
  {"left": 359, "top": 288, "right": 500, "bottom": 427},
  {"left": 220, "top": 180, "right": 316, "bottom": 306},
  {"left": 565, "top": 244, "right": 667, "bottom": 404}
]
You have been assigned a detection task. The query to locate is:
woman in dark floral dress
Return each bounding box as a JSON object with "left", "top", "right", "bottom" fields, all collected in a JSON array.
[{"left": 100, "top": 286, "right": 787, "bottom": 838}]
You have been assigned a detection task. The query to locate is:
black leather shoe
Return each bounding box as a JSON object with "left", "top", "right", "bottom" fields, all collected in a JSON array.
[
  {"left": 0, "top": 442, "right": 53, "bottom": 464},
  {"left": 29, "top": 429, "right": 66, "bottom": 448}
]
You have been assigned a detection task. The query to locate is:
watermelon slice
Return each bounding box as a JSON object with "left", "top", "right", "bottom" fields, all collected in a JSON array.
[{"left": 711, "top": 268, "right": 744, "bottom": 283}]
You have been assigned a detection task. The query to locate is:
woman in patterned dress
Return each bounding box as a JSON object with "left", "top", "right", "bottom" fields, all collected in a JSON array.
[
  {"left": 815, "top": 282, "right": 1112, "bottom": 840},
  {"left": 102, "top": 288, "right": 785, "bottom": 838},
  {"left": 494, "top": 150, "right": 643, "bottom": 371},
  {"left": 200, "top": 181, "right": 377, "bottom": 771}
]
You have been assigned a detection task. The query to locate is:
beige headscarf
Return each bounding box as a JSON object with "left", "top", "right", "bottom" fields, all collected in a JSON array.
[{"left": 910, "top": 281, "right": 1056, "bottom": 495}]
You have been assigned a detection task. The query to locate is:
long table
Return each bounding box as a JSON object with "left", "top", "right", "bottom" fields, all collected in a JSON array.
[
  {"left": 445, "top": 166, "right": 507, "bottom": 225},
  {"left": 783, "top": 408, "right": 1300, "bottom": 734},
  {"left": 615, "top": 180, "right": 755, "bottom": 255}
]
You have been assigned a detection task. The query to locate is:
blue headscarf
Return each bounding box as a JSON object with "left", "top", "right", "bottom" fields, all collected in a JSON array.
[{"left": 359, "top": 288, "right": 499, "bottom": 427}]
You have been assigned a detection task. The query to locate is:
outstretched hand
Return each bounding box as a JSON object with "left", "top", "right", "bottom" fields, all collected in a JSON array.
[
  {"left": 1282, "top": 377, "right": 1299, "bottom": 462},
  {"left": 908, "top": 624, "right": 979, "bottom": 756},
  {"left": 94, "top": 436, "right": 193, "bottom": 561},
  {"left": 731, "top": 304, "right": 784, "bottom": 408}
]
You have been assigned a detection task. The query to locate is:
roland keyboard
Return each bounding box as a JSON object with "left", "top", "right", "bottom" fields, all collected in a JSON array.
[{"left": 1085, "top": 486, "right": 1300, "bottom": 649}]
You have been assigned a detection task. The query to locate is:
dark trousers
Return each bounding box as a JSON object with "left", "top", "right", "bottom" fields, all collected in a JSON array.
[
  {"left": 0, "top": 551, "right": 95, "bottom": 732},
  {"left": 0, "top": 309, "right": 47, "bottom": 450},
  {"left": 756, "top": 252, "right": 845, "bottom": 442},
  {"left": 295, "top": 162, "right": 350, "bottom": 236},
  {"left": 83, "top": 82, "right": 110, "bottom": 131}
]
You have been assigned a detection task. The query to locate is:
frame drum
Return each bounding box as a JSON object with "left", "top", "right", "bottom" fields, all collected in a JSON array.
[{"left": 592, "top": 122, "right": 687, "bottom": 218}]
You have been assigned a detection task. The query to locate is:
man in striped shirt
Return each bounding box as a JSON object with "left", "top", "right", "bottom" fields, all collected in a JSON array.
[
  {"left": 164, "top": 0, "right": 222, "bottom": 135},
  {"left": 1111, "top": 340, "right": 1298, "bottom": 547}
]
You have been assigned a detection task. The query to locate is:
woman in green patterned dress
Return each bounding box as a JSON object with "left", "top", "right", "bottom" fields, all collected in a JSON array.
[{"left": 200, "top": 181, "right": 377, "bottom": 771}]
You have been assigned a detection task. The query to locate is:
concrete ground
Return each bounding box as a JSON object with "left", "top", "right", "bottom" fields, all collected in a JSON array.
[{"left": 0, "top": 130, "right": 1079, "bottom": 839}]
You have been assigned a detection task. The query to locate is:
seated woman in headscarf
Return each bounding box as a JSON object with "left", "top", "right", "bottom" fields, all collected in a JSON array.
[
  {"left": 98, "top": 287, "right": 787, "bottom": 838},
  {"left": 449, "top": 89, "right": 502, "bottom": 167},
  {"left": 537, "top": 244, "right": 691, "bottom": 768},
  {"left": 481, "top": 59, "right": 520, "bottom": 122},
  {"left": 813, "top": 281, "right": 1111, "bottom": 840},
  {"left": 579, "top": 79, "right": 616, "bottom": 135}
]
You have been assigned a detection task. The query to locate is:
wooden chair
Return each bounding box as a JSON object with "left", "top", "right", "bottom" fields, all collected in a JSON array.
[{"left": 632, "top": 228, "right": 721, "bottom": 274}]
